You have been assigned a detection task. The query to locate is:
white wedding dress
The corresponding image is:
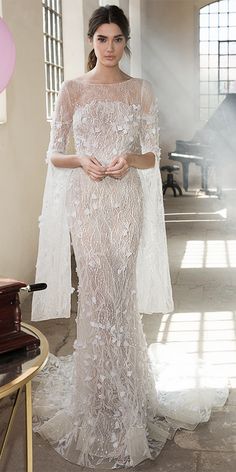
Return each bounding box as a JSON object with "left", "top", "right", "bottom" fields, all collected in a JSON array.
[{"left": 31, "top": 77, "right": 229, "bottom": 469}]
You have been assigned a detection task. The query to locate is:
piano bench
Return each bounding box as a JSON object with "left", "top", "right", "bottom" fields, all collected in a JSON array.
[{"left": 160, "top": 165, "right": 183, "bottom": 197}]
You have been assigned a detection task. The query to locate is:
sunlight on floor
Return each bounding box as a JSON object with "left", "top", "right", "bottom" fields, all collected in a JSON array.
[
  {"left": 181, "top": 240, "right": 236, "bottom": 268},
  {"left": 155, "top": 311, "right": 236, "bottom": 386},
  {"left": 165, "top": 207, "right": 228, "bottom": 223}
]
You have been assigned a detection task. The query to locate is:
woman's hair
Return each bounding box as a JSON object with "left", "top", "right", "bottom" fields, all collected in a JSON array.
[{"left": 87, "top": 4, "right": 131, "bottom": 71}]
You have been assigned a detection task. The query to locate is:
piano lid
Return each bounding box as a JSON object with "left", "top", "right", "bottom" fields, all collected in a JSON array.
[{"left": 193, "top": 93, "right": 236, "bottom": 161}]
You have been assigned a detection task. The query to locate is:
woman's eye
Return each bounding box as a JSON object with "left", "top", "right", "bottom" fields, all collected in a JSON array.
[{"left": 97, "top": 37, "right": 123, "bottom": 43}]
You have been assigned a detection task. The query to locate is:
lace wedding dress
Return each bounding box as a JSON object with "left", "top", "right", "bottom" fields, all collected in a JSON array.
[{"left": 31, "top": 77, "right": 229, "bottom": 469}]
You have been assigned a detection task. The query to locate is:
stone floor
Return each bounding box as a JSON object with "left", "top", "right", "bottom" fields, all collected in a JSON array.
[{"left": 1, "top": 188, "right": 236, "bottom": 472}]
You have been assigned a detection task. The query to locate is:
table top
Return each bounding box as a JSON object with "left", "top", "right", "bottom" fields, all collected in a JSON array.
[{"left": 0, "top": 323, "right": 49, "bottom": 398}]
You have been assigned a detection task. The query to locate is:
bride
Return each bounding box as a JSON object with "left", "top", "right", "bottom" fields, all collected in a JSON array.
[{"left": 31, "top": 4, "right": 228, "bottom": 469}]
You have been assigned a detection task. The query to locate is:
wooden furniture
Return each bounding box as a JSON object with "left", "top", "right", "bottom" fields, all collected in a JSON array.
[
  {"left": 0, "top": 323, "right": 49, "bottom": 472},
  {"left": 0, "top": 278, "right": 40, "bottom": 355}
]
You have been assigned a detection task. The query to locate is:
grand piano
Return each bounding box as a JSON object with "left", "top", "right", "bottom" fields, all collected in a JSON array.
[{"left": 169, "top": 93, "right": 236, "bottom": 196}]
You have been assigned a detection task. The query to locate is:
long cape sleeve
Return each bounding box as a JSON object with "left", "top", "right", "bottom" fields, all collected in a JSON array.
[
  {"left": 136, "top": 80, "right": 174, "bottom": 314},
  {"left": 31, "top": 81, "right": 74, "bottom": 321}
]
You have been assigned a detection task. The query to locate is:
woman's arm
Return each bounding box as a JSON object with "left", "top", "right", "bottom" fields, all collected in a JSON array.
[
  {"left": 50, "top": 153, "right": 81, "bottom": 168},
  {"left": 51, "top": 152, "right": 107, "bottom": 180}
]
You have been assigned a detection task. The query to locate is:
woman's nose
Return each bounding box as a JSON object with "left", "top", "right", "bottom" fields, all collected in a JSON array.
[{"left": 106, "top": 41, "right": 114, "bottom": 52}]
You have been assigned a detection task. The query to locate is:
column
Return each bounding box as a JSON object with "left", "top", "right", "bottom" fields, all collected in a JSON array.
[
  {"left": 62, "top": 0, "right": 85, "bottom": 78},
  {"left": 129, "top": 0, "right": 142, "bottom": 77}
]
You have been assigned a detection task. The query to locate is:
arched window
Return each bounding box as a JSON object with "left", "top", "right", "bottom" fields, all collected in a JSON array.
[
  {"left": 200, "top": 0, "right": 236, "bottom": 121},
  {"left": 42, "top": 0, "right": 64, "bottom": 120}
]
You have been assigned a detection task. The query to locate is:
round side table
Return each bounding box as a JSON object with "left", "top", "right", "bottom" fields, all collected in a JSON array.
[{"left": 0, "top": 322, "right": 49, "bottom": 472}]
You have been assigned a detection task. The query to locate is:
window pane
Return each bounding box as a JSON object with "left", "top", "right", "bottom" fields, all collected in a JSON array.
[
  {"left": 201, "top": 6, "right": 209, "bottom": 14},
  {"left": 209, "top": 81, "right": 218, "bottom": 93},
  {"left": 219, "top": 80, "right": 229, "bottom": 93},
  {"left": 229, "top": 12, "right": 236, "bottom": 25},
  {"left": 47, "top": 8, "right": 51, "bottom": 36},
  {"left": 59, "top": 16, "right": 63, "bottom": 40},
  {"left": 229, "top": 54, "right": 236, "bottom": 65},
  {"left": 210, "top": 13, "right": 219, "bottom": 27},
  {"left": 43, "top": 1, "right": 64, "bottom": 119},
  {"left": 209, "top": 68, "right": 218, "bottom": 80},
  {"left": 209, "top": 54, "right": 218, "bottom": 67},
  {"left": 219, "top": 27, "right": 228, "bottom": 40},
  {"left": 210, "top": 27, "right": 219, "bottom": 40},
  {"left": 229, "top": 26, "right": 236, "bottom": 38},
  {"left": 220, "top": 55, "right": 228, "bottom": 66},
  {"left": 200, "top": 14, "right": 209, "bottom": 27},
  {"left": 209, "top": 41, "right": 218, "bottom": 53},
  {"left": 43, "top": 5, "right": 47, "bottom": 31},
  {"left": 220, "top": 68, "right": 228, "bottom": 79},
  {"left": 220, "top": 41, "right": 228, "bottom": 54},
  {"left": 229, "top": 68, "right": 236, "bottom": 78},
  {"left": 46, "top": 36, "right": 49, "bottom": 62},
  {"left": 229, "top": 41, "right": 236, "bottom": 53},
  {"left": 229, "top": 0, "right": 236, "bottom": 12},
  {"left": 200, "top": 69, "right": 209, "bottom": 81},
  {"left": 229, "top": 80, "right": 236, "bottom": 90},
  {"left": 219, "top": 1, "right": 228, "bottom": 13},
  {"left": 210, "top": 2, "right": 219, "bottom": 13},
  {"left": 200, "top": 28, "right": 209, "bottom": 40},
  {"left": 200, "top": 41, "right": 209, "bottom": 54},
  {"left": 200, "top": 55, "right": 209, "bottom": 67},
  {"left": 219, "top": 12, "right": 228, "bottom": 26},
  {"left": 198, "top": 1, "right": 236, "bottom": 120}
]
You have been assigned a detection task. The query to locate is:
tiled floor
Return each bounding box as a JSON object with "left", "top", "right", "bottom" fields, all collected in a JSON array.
[{"left": 1, "top": 189, "right": 236, "bottom": 472}]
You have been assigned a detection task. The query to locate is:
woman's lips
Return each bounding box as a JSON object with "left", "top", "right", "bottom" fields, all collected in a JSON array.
[{"left": 105, "top": 56, "right": 115, "bottom": 59}]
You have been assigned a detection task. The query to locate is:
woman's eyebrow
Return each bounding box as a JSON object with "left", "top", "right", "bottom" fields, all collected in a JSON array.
[{"left": 96, "top": 34, "right": 124, "bottom": 38}]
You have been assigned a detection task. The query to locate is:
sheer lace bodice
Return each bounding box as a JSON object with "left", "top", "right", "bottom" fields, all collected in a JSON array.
[{"left": 47, "top": 77, "right": 160, "bottom": 166}]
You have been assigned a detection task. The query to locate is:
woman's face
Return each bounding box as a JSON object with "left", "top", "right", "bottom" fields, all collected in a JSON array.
[{"left": 91, "top": 22, "right": 126, "bottom": 67}]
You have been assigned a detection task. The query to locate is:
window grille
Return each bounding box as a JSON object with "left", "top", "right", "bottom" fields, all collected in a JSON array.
[
  {"left": 199, "top": 0, "right": 236, "bottom": 121},
  {"left": 42, "top": 0, "right": 64, "bottom": 120}
]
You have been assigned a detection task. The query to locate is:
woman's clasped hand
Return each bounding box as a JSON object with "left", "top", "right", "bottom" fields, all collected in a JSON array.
[{"left": 79, "top": 154, "right": 130, "bottom": 181}]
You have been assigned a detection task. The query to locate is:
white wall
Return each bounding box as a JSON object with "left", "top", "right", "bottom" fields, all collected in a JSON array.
[
  {"left": 141, "top": 0, "right": 197, "bottom": 150},
  {"left": 0, "top": 0, "right": 48, "bottom": 282}
]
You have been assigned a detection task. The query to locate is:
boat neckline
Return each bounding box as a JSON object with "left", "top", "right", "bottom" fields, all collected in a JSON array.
[{"left": 76, "top": 77, "right": 137, "bottom": 86}]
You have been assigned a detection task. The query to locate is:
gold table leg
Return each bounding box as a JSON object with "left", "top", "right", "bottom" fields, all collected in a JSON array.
[
  {"left": 0, "top": 386, "right": 23, "bottom": 461},
  {"left": 0, "top": 381, "right": 33, "bottom": 471},
  {"left": 25, "top": 381, "right": 33, "bottom": 472}
]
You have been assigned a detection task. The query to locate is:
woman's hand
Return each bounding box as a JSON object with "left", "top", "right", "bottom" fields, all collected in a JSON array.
[
  {"left": 105, "top": 154, "right": 130, "bottom": 179},
  {"left": 79, "top": 157, "right": 107, "bottom": 181}
]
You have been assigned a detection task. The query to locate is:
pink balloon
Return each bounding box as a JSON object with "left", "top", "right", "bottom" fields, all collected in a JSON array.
[{"left": 0, "top": 17, "right": 16, "bottom": 93}]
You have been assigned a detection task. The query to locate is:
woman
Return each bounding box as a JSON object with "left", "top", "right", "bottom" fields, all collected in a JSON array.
[{"left": 31, "top": 4, "right": 228, "bottom": 469}]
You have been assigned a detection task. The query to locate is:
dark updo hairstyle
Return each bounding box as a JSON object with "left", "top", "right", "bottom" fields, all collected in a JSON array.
[{"left": 87, "top": 4, "right": 131, "bottom": 71}]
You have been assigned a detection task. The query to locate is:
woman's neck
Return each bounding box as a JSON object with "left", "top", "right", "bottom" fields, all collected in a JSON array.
[{"left": 86, "top": 64, "right": 130, "bottom": 83}]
